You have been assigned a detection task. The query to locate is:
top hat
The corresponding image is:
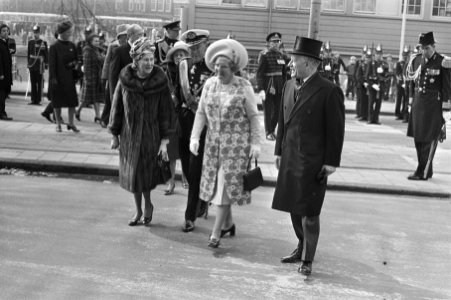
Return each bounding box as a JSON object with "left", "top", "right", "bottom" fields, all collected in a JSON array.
[
  {"left": 419, "top": 31, "right": 435, "bottom": 45},
  {"left": 288, "top": 36, "right": 323, "bottom": 61},
  {"left": 163, "top": 20, "right": 181, "bottom": 31},
  {"left": 32, "top": 25, "right": 40, "bottom": 33},
  {"left": 266, "top": 32, "right": 282, "bottom": 42}
]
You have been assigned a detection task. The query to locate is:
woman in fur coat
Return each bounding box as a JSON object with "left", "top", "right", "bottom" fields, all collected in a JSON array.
[{"left": 109, "top": 37, "right": 174, "bottom": 226}]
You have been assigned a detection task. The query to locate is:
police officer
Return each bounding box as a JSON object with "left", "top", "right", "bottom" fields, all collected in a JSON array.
[
  {"left": 407, "top": 32, "right": 451, "bottom": 180},
  {"left": 355, "top": 46, "right": 370, "bottom": 121},
  {"left": 365, "top": 44, "right": 389, "bottom": 124},
  {"left": 256, "top": 32, "right": 286, "bottom": 141},
  {"left": 27, "top": 25, "right": 48, "bottom": 105},
  {"left": 154, "top": 20, "right": 181, "bottom": 67},
  {"left": 177, "top": 29, "right": 212, "bottom": 232},
  {"left": 394, "top": 46, "right": 410, "bottom": 120}
]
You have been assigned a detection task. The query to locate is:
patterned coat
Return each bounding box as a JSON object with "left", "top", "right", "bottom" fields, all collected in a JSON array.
[
  {"left": 109, "top": 64, "right": 174, "bottom": 192},
  {"left": 194, "top": 76, "right": 261, "bottom": 205},
  {"left": 80, "top": 45, "right": 105, "bottom": 104}
]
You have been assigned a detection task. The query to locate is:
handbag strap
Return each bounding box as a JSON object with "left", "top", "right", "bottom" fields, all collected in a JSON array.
[{"left": 246, "top": 156, "right": 258, "bottom": 171}]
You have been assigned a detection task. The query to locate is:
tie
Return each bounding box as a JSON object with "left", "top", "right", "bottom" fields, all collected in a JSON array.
[{"left": 294, "top": 78, "right": 304, "bottom": 102}]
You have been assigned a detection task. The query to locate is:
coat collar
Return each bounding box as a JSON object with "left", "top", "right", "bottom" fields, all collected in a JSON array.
[
  {"left": 287, "top": 72, "right": 322, "bottom": 123},
  {"left": 120, "top": 64, "right": 168, "bottom": 95}
]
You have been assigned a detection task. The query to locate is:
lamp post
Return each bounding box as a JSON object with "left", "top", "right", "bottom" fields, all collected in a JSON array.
[
  {"left": 399, "top": 0, "right": 408, "bottom": 58},
  {"left": 308, "top": 0, "right": 321, "bottom": 39}
]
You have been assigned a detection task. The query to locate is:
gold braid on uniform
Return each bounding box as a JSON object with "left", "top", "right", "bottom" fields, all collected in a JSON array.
[{"left": 405, "top": 53, "right": 421, "bottom": 81}]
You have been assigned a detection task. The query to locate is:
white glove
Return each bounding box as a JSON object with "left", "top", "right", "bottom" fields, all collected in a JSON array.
[
  {"left": 363, "top": 82, "right": 368, "bottom": 88},
  {"left": 325, "top": 64, "right": 331, "bottom": 71},
  {"left": 249, "top": 145, "right": 261, "bottom": 159},
  {"left": 322, "top": 165, "right": 336, "bottom": 176},
  {"left": 372, "top": 84, "right": 380, "bottom": 91},
  {"left": 409, "top": 97, "right": 413, "bottom": 105},
  {"left": 377, "top": 67, "right": 383, "bottom": 74},
  {"left": 402, "top": 84, "right": 405, "bottom": 89},
  {"left": 110, "top": 136, "right": 119, "bottom": 150},
  {"left": 259, "top": 90, "right": 266, "bottom": 101},
  {"left": 81, "top": 65, "right": 85, "bottom": 73},
  {"left": 158, "top": 139, "right": 169, "bottom": 161},
  {"left": 190, "top": 139, "right": 199, "bottom": 156}
]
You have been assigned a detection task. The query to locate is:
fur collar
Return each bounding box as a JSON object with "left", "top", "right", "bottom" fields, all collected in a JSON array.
[{"left": 119, "top": 64, "right": 168, "bottom": 95}]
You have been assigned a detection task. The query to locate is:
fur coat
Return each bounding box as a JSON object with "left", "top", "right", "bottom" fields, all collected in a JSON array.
[{"left": 109, "top": 64, "right": 174, "bottom": 192}]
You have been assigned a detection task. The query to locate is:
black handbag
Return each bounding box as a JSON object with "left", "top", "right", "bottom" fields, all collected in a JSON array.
[
  {"left": 157, "top": 155, "right": 172, "bottom": 184},
  {"left": 243, "top": 157, "right": 263, "bottom": 191}
]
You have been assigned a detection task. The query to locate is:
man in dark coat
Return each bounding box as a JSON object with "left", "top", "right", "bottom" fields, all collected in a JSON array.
[
  {"left": 109, "top": 24, "right": 143, "bottom": 100},
  {"left": 272, "top": 36, "right": 345, "bottom": 276},
  {"left": 0, "top": 24, "right": 13, "bottom": 121},
  {"left": 394, "top": 46, "right": 409, "bottom": 120},
  {"left": 27, "top": 25, "right": 48, "bottom": 105},
  {"left": 407, "top": 32, "right": 451, "bottom": 180},
  {"left": 154, "top": 20, "right": 180, "bottom": 67}
]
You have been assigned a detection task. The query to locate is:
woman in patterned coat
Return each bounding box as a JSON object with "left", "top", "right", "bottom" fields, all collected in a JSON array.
[
  {"left": 190, "top": 39, "right": 262, "bottom": 248},
  {"left": 109, "top": 37, "right": 174, "bottom": 226},
  {"left": 76, "top": 33, "right": 105, "bottom": 126}
]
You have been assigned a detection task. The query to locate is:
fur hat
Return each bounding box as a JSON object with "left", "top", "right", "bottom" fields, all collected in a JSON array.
[
  {"left": 57, "top": 20, "right": 73, "bottom": 34},
  {"left": 205, "top": 38, "right": 248, "bottom": 72}
]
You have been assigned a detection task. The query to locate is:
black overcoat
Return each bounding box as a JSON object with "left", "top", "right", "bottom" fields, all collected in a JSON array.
[
  {"left": 0, "top": 39, "right": 12, "bottom": 92},
  {"left": 48, "top": 40, "right": 78, "bottom": 108},
  {"left": 272, "top": 73, "right": 345, "bottom": 217}
]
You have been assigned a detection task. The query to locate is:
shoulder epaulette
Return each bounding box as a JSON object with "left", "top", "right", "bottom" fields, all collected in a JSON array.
[{"left": 441, "top": 56, "right": 451, "bottom": 69}]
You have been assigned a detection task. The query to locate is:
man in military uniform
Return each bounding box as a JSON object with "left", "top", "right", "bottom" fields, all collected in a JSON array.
[
  {"left": 355, "top": 46, "right": 370, "bottom": 121},
  {"left": 394, "top": 46, "right": 410, "bottom": 120},
  {"left": 154, "top": 20, "right": 181, "bottom": 67},
  {"left": 318, "top": 41, "right": 335, "bottom": 82},
  {"left": 256, "top": 32, "right": 287, "bottom": 141},
  {"left": 176, "top": 29, "right": 212, "bottom": 232},
  {"left": 407, "top": 32, "right": 451, "bottom": 180},
  {"left": 27, "top": 25, "right": 48, "bottom": 105},
  {"left": 365, "top": 44, "right": 389, "bottom": 124}
]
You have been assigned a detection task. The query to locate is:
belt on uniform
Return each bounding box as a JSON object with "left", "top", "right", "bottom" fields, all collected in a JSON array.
[
  {"left": 30, "top": 55, "right": 43, "bottom": 58},
  {"left": 264, "top": 72, "right": 282, "bottom": 76}
]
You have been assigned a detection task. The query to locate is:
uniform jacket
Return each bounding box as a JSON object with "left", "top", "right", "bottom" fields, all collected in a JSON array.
[
  {"left": 407, "top": 52, "right": 451, "bottom": 142},
  {"left": 27, "top": 38, "right": 48, "bottom": 73},
  {"left": 355, "top": 59, "right": 368, "bottom": 88},
  {"left": 272, "top": 73, "right": 345, "bottom": 216},
  {"left": 0, "top": 39, "right": 12, "bottom": 90},
  {"left": 366, "top": 59, "right": 389, "bottom": 86},
  {"left": 154, "top": 36, "right": 178, "bottom": 66},
  {"left": 256, "top": 48, "right": 286, "bottom": 94},
  {"left": 109, "top": 65, "right": 174, "bottom": 192},
  {"left": 80, "top": 45, "right": 105, "bottom": 104}
]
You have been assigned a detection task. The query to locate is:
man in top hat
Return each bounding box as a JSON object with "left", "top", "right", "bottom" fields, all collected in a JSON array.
[
  {"left": 178, "top": 29, "right": 212, "bottom": 232},
  {"left": 407, "top": 32, "right": 451, "bottom": 180},
  {"left": 27, "top": 25, "right": 48, "bottom": 105},
  {"left": 365, "top": 44, "right": 389, "bottom": 124},
  {"left": 256, "top": 32, "right": 287, "bottom": 141},
  {"left": 0, "top": 23, "right": 13, "bottom": 120},
  {"left": 395, "top": 46, "right": 410, "bottom": 120},
  {"left": 154, "top": 20, "right": 181, "bottom": 66},
  {"left": 272, "top": 36, "right": 345, "bottom": 276}
]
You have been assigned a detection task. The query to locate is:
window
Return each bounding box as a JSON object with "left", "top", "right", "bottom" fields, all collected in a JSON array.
[
  {"left": 243, "top": 0, "right": 267, "bottom": 7},
  {"left": 432, "top": 0, "right": 451, "bottom": 17},
  {"left": 150, "top": 0, "right": 157, "bottom": 10},
  {"left": 402, "top": 0, "right": 421, "bottom": 15},
  {"left": 275, "top": 0, "right": 343, "bottom": 10},
  {"left": 165, "top": 0, "right": 172, "bottom": 12},
  {"left": 275, "top": 0, "right": 297, "bottom": 9},
  {"left": 157, "top": 0, "right": 164, "bottom": 11},
  {"left": 323, "top": 0, "right": 344, "bottom": 10},
  {"left": 354, "top": 0, "right": 376, "bottom": 13},
  {"left": 196, "top": 0, "right": 220, "bottom": 4},
  {"left": 222, "top": 0, "right": 241, "bottom": 4},
  {"left": 299, "top": 0, "right": 310, "bottom": 9}
]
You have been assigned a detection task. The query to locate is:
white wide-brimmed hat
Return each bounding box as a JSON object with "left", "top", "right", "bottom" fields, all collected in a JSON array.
[
  {"left": 165, "top": 41, "right": 190, "bottom": 63},
  {"left": 205, "top": 39, "right": 248, "bottom": 72}
]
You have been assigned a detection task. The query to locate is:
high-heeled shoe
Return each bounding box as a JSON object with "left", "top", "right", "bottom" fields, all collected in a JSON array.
[
  {"left": 128, "top": 213, "right": 142, "bottom": 226},
  {"left": 99, "top": 120, "right": 107, "bottom": 128},
  {"left": 94, "top": 117, "right": 101, "bottom": 123},
  {"left": 220, "top": 224, "right": 236, "bottom": 238},
  {"left": 67, "top": 124, "right": 80, "bottom": 133},
  {"left": 208, "top": 236, "right": 220, "bottom": 248},
  {"left": 143, "top": 204, "right": 154, "bottom": 225},
  {"left": 75, "top": 112, "right": 81, "bottom": 121},
  {"left": 164, "top": 182, "right": 175, "bottom": 196},
  {"left": 55, "top": 125, "right": 62, "bottom": 132}
]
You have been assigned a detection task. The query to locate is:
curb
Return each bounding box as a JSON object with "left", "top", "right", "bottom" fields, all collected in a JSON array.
[{"left": 1, "top": 159, "right": 449, "bottom": 199}]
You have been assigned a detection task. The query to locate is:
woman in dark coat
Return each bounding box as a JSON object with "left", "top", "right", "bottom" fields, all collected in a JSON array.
[
  {"left": 109, "top": 37, "right": 174, "bottom": 226},
  {"left": 76, "top": 33, "right": 105, "bottom": 126},
  {"left": 49, "top": 20, "right": 79, "bottom": 132}
]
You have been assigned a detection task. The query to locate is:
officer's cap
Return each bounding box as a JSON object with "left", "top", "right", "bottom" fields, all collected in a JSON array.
[
  {"left": 266, "top": 32, "right": 282, "bottom": 42},
  {"left": 375, "top": 44, "right": 383, "bottom": 54},
  {"left": 419, "top": 31, "right": 435, "bottom": 46},
  {"left": 181, "top": 29, "right": 210, "bottom": 45},
  {"left": 163, "top": 20, "right": 181, "bottom": 31},
  {"left": 32, "top": 25, "right": 40, "bottom": 33}
]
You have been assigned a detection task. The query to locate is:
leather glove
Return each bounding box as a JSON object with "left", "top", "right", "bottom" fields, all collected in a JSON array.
[
  {"left": 190, "top": 139, "right": 199, "bottom": 156},
  {"left": 249, "top": 145, "right": 261, "bottom": 159}
]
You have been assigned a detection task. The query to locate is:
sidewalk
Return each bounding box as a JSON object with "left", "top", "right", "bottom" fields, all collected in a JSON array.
[{"left": 1, "top": 92, "right": 450, "bottom": 198}]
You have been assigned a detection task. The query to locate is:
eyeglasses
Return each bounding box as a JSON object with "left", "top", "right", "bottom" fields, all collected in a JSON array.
[{"left": 270, "top": 39, "right": 281, "bottom": 43}]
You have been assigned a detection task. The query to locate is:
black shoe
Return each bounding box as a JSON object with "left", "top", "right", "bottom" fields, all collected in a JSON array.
[
  {"left": 208, "top": 236, "right": 220, "bottom": 248},
  {"left": 143, "top": 204, "right": 154, "bottom": 225},
  {"left": 370, "top": 121, "right": 381, "bottom": 125},
  {"left": 67, "top": 124, "right": 80, "bottom": 133},
  {"left": 182, "top": 220, "right": 195, "bottom": 232},
  {"left": 395, "top": 116, "right": 403, "bottom": 120},
  {"left": 128, "top": 213, "right": 142, "bottom": 226},
  {"left": 41, "top": 112, "right": 54, "bottom": 123},
  {"left": 298, "top": 261, "right": 312, "bottom": 276},
  {"left": 281, "top": 248, "right": 303, "bottom": 263},
  {"left": 407, "top": 173, "right": 427, "bottom": 181},
  {"left": 75, "top": 112, "right": 81, "bottom": 121},
  {"left": 220, "top": 224, "right": 236, "bottom": 238},
  {"left": 358, "top": 117, "right": 367, "bottom": 121},
  {"left": 0, "top": 114, "right": 13, "bottom": 121}
]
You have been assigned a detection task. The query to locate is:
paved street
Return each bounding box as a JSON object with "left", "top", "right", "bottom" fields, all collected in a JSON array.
[{"left": 1, "top": 175, "right": 450, "bottom": 299}]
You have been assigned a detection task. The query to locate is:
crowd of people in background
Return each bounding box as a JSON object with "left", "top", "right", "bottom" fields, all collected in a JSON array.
[{"left": 1, "top": 17, "right": 449, "bottom": 277}]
